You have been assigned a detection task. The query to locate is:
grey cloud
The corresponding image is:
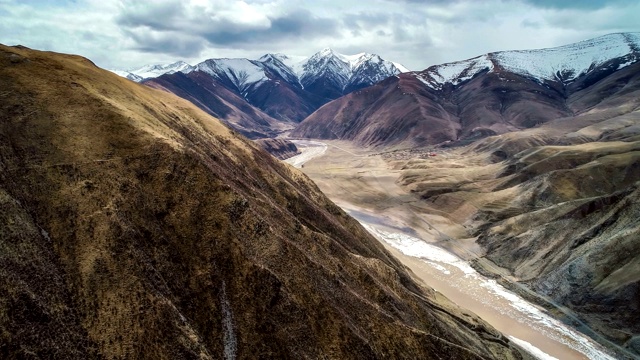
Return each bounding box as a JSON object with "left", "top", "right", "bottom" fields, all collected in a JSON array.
[
  {"left": 200, "top": 9, "right": 339, "bottom": 47},
  {"left": 393, "top": 0, "right": 463, "bottom": 3},
  {"left": 542, "top": 3, "right": 640, "bottom": 32},
  {"left": 117, "top": 4, "right": 339, "bottom": 53},
  {"left": 343, "top": 12, "right": 391, "bottom": 31},
  {"left": 523, "top": 0, "right": 636, "bottom": 9},
  {"left": 116, "top": 1, "right": 185, "bottom": 32},
  {"left": 521, "top": 19, "right": 542, "bottom": 29},
  {"left": 123, "top": 28, "right": 205, "bottom": 57}
]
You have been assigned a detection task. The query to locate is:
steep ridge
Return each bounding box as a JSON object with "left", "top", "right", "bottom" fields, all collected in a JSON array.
[
  {"left": 292, "top": 33, "right": 640, "bottom": 148},
  {"left": 144, "top": 71, "right": 292, "bottom": 139},
  {"left": 0, "top": 45, "right": 529, "bottom": 359},
  {"left": 387, "top": 65, "right": 640, "bottom": 356}
]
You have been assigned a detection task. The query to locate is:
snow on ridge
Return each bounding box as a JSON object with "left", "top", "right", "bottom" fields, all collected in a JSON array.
[
  {"left": 417, "top": 55, "right": 493, "bottom": 90},
  {"left": 108, "top": 69, "right": 143, "bottom": 82},
  {"left": 417, "top": 32, "right": 640, "bottom": 89},
  {"left": 492, "top": 32, "right": 640, "bottom": 81},
  {"left": 112, "top": 48, "right": 409, "bottom": 90},
  {"left": 259, "top": 53, "right": 306, "bottom": 69},
  {"left": 300, "top": 48, "right": 409, "bottom": 89},
  {"left": 393, "top": 62, "right": 410, "bottom": 73},
  {"left": 195, "top": 58, "right": 268, "bottom": 91},
  {"left": 129, "top": 61, "right": 194, "bottom": 80}
]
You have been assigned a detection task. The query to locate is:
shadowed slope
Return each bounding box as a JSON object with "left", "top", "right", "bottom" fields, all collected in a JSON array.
[{"left": 0, "top": 45, "right": 528, "bottom": 359}]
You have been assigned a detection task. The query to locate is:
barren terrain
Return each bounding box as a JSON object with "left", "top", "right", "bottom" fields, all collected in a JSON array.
[{"left": 291, "top": 140, "right": 627, "bottom": 359}]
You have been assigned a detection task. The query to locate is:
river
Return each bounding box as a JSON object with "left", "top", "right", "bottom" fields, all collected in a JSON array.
[{"left": 285, "top": 140, "right": 619, "bottom": 360}]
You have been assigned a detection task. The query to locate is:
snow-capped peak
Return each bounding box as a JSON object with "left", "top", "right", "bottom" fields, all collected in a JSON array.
[
  {"left": 415, "top": 32, "right": 640, "bottom": 90},
  {"left": 109, "top": 61, "right": 194, "bottom": 82},
  {"left": 299, "top": 49, "right": 409, "bottom": 91},
  {"left": 108, "top": 69, "right": 143, "bottom": 82},
  {"left": 194, "top": 58, "right": 268, "bottom": 93},
  {"left": 129, "top": 61, "right": 194, "bottom": 79},
  {"left": 318, "top": 47, "right": 336, "bottom": 56},
  {"left": 110, "top": 49, "right": 409, "bottom": 95}
]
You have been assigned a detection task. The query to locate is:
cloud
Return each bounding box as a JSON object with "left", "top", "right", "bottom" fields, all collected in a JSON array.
[
  {"left": 523, "top": 0, "right": 636, "bottom": 9},
  {"left": 196, "top": 13, "right": 338, "bottom": 47},
  {"left": 116, "top": 1, "right": 185, "bottom": 32},
  {"left": 122, "top": 28, "right": 206, "bottom": 57},
  {"left": 116, "top": 1, "right": 339, "bottom": 53},
  {"left": 0, "top": 0, "right": 639, "bottom": 71}
]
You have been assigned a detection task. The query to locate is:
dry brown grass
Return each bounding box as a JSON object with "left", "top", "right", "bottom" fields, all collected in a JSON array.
[{"left": 0, "top": 45, "right": 528, "bottom": 359}]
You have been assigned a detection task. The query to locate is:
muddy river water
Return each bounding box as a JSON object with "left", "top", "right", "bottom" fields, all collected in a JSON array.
[{"left": 285, "top": 140, "right": 619, "bottom": 360}]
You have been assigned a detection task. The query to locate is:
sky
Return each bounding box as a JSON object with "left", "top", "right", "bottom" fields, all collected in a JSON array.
[{"left": 1, "top": 0, "right": 640, "bottom": 71}]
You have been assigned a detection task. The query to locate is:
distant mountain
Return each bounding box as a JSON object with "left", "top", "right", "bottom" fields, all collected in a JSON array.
[
  {"left": 145, "top": 71, "right": 293, "bottom": 139},
  {"left": 292, "top": 33, "right": 640, "bottom": 147},
  {"left": 109, "top": 61, "right": 194, "bottom": 82},
  {"left": 115, "top": 50, "right": 408, "bottom": 135},
  {"left": 109, "top": 69, "right": 143, "bottom": 82},
  {"left": 417, "top": 32, "right": 640, "bottom": 89},
  {"left": 298, "top": 48, "right": 408, "bottom": 98}
]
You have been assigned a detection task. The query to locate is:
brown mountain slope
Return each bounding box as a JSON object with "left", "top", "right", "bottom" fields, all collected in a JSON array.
[
  {"left": 145, "top": 68, "right": 327, "bottom": 129},
  {"left": 144, "top": 72, "right": 293, "bottom": 139},
  {"left": 390, "top": 96, "right": 640, "bottom": 356},
  {"left": 291, "top": 75, "right": 462, "bottom": 146},
  {"left": 0, "top": 45, "right": 529, "bottom": 359},
  {"left": 292, "top": 61, "right": 640, "bottom": 148}
]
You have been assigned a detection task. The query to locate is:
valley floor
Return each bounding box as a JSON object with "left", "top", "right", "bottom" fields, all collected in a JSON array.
[{"left": 286, "top": 140, "right": 619, "bottom": 360}]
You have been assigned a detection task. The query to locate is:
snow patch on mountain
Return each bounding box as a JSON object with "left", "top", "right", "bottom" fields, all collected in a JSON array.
[
  {"left": 493, "top": 33, "right": 640, "bottom": 81},
  {"left": 258, "top": 54, "right": 301, "bottom": 87},
  {"left": 110, "top": 61, "right": 193, "bottom": 82},
  {"left": 131, "top": 61, "right": 194, "bottom": 79},
  {"left": 108, "top": 69, "right": 143, "bottom": 82},
  {"left": 417, "top": 55, "right": 494, "bottom": 90},
  {"left": 393, "top": 62, "right": 410, "bottom": 73}
]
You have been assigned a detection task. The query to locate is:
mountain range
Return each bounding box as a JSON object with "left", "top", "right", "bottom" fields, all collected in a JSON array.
[
  {"left": 292, "top": 33, "right": 640, "bottom": 147},
  {"left": 111, "top": 50, "right": 407, "bottom": 138}
]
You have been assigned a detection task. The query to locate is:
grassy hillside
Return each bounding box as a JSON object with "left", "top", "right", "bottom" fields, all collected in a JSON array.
[{"left": 0, "top": 45, "right": 528, "bottom": 359}]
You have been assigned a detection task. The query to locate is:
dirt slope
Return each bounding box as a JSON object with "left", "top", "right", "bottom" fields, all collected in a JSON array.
[{"left": 0, "top": 45, "right": 528, "bottom": 359}]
